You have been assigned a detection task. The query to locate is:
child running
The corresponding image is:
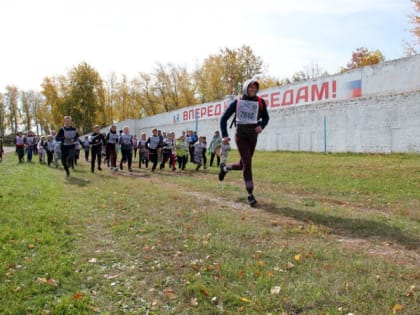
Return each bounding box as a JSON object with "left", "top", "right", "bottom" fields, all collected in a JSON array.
[
  {"left": 176, "top": 134, "right": 188, "bottom": 170},
  {"left": 193, "top": 136, "right": 206, "bottom": 171},
  {"left": 146, "top": 128, "right": 162, "bottom": 172},
  {"left": 105, "top": 125, "right": 119, "bottom": 171},
  {"left": 15, "top": 131, "right": 25, "bottom": 163},
  {"left": 119, "top": 126, "right": 134, "bottom": 172},
  {"left": 137, "top": 132, "right": 149, "bottom": 168}
]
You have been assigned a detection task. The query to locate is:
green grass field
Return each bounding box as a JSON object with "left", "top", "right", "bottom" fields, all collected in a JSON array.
[{"left": 0, "top": 149, "right": 419, "bottom": 314}]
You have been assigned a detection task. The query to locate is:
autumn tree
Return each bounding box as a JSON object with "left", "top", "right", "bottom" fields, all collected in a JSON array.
[
  {"left": 20, "top": 91, "right": 32, "bottom": 133},
  {"left": 220, "top": 45, "right": 264, "bottom": 96},
  {"left": 152, "top": 63, "right": 196, "bottom": 112},
  {"left": 131, "top": 72, "right": 160, "bottom": 116},
  {"left": 30, "top": 91, "right": 50, "bottom": 135},
  {"left": 104, "top": 72, "right": 119, "bottom": 124},
  {"left": 410, "top": 0, "right": 420, "bottom": 46},
  {"left": 169, "top": 65, "right": 197, "bottom": 109},
  {"left": 41, "top": 76, "right": 66, "bottom": 129},
  {"left": 258, "top": 76, "right": 288, "bottom": 90},
  {"left": 0, "top": 93, "right": 5, "bottom": 136},
  {"left": 5, "top": 86, "right": 20, "bottom": 134},
  {"left": 404, "top": 0, "right": 420, "bottom": 55},
  {"left": 193, "top": 55, "right": 226, "bottom": 102},
  {"left": 66, "top": 62, "right": 106, "bottom": 134},
  {"left": 193, "top": 45, "right": 264, "bottom": 102},
  {"left": 113, "top": 74, "right": 132, "bottom": 121},
  {"left": 343, "top": 47, "right": 385, "bottom": 71}
]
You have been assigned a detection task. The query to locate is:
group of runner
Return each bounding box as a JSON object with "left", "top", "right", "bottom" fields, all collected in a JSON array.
[
  {"left": 12, "top": 119, "right": 231, "bottom": 175},
  {"left": 10, "top": 78, "right": 269, "bottom": 207}
]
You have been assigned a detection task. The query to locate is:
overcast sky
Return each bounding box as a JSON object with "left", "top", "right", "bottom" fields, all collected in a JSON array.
[{"left": 0, "top": 0, "right": 415, "bottom": 92}]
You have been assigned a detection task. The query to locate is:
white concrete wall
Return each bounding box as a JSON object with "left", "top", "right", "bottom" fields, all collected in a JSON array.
[{"left": 103, "top": 55, "right": 420, "bottom": 153}]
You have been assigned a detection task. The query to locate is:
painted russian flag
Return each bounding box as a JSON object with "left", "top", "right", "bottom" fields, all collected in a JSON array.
[{"left": 346, "top": 79, "right": 362, "bottom": 98}]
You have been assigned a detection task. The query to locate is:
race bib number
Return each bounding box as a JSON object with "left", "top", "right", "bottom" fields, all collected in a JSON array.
[{"left": 236, "top": 100, "right": 258, "bottom": 125}]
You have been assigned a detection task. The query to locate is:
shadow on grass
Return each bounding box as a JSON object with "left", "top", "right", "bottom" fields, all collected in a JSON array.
[
  {"left": 64, "top": 176, "right": 91, "bottom": 187},
  {"left": 259, "top": 203, "right": 420, "bottom": 250}
]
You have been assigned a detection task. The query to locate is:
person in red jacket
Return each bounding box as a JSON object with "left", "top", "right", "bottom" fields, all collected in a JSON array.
[{"left": 218, "top": 78, "right": 269, "bottom": 207}]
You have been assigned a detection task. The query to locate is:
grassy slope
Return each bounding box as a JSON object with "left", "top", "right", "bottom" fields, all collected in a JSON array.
[{"left": 0, "top": 150, "right": 419, "bottom": 314}]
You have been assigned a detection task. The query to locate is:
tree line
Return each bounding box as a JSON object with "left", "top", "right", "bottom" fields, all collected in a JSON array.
[{"left": 0, "top": 44, "right": 392, "bottom": 137}]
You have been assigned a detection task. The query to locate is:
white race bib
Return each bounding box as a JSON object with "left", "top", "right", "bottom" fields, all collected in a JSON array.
[{"left": 236, "top": 100, "right": 259, "bottom": 125}]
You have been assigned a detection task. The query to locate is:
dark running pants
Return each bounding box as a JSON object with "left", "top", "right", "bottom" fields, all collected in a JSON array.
[
  {"left": 149, "top": 149, "right": 158, "bottom": 171},
  {"left": 61, "top": 145, "right": 76, "bottom": 175},
  {"left": 120, "top": 149, "right": 132, "bottom": 169},
  {"left": 106, "top": 144, "right": 117, "bottom": 168},
  {"left": 91, "top": 145, "right": 102, "bottom": 171},
  {"left": 228, "top": 134, "right": 258, "bottom": 195}
]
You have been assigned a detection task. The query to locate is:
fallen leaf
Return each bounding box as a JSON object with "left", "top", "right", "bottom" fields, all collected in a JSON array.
[
  {"left": 88, "top": 258, "right": 97, "bottom": 263},
  {"left": 73, "top": 292, "right": 83, "bottom": 300},
  {"left": 163, "top": 289, "right": 176, "bottom": 299},
  {"left": 254, "top": 251, "right": 263, "bottom": 259},
  {"left": 143, "top": 244, "right": 154, "bottom": 251},
  {"left": 240, "top": 297, "right": 251, "bottom": 303},
  {"left": 47, "top": 278, "right": 58, "bottom": 286},
  {"left": 37, "top": 277, "right": 57, "bottom": 287},
  {"left": 294, "top": 254, "right": 302, "bottom": 262},
  {"left": 36, "top": 277, "right": 48, "bottom": 284},
  {"left": 190, "top": 297, "right": 198, "bottom": 306},
  {"left": 200, "top": 287, "right": 209, "bottom": 296},
  {"left": 392, "top": 304, "right": 403, "bottom": 313},
  {"left": 270, "top": 286, "right": 281, "bottom": 294},
  {"left": 286, "top": 262, "right": 295, "bottom": 270}
]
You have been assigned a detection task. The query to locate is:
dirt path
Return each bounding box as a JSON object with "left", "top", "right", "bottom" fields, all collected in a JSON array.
[
  {"left": 109, "top": 168, "right": 420, "bottom": 267},
  {"left": 2, "top": 146, "right": 15, "bottom": 154},
  {"left": 150, "top": 176, "right": 420, "bottom": 268}
]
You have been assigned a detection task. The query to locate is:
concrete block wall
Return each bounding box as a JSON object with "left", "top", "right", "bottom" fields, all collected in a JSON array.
[{"left": 260, "top": 90, "right": 420, "bottom": 153}]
